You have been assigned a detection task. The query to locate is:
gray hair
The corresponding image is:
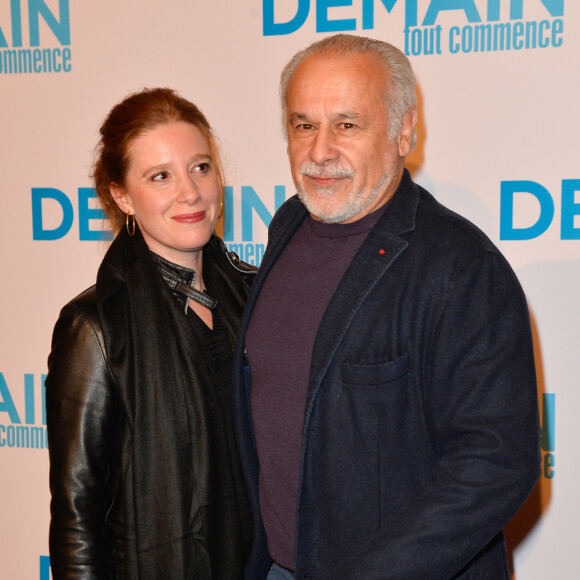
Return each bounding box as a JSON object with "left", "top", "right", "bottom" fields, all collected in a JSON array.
[{"left": 280, "top": 34, "right": 417, "bottom": 145}]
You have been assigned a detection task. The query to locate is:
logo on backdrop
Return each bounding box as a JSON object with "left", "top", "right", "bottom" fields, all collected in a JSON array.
[
  {"left": 0, "top": 0, "right": 71, "bottom": 75},
  {"left": 499, "top": 179, "right": 580, "bottom": 240},
  {"left": 222, "top": 185, "right": 287, "bottom": 266},
  {"left": 31, "top": 185, "right": 289, "bottom": 266},
  {"left": 0, "top": 373, "right": 47, "bottom": 451},
  {"left": 263, "top": 0, "right": 566, "bottom": 56},
  {"left": 32, "top": 187, "right": 113, "bottom": 241},
  {"left": 39, "top": 556, "right": 50, "bottom": 580},
  {"left": 540, "top": 393, "right": 555, "bottom": 479}
]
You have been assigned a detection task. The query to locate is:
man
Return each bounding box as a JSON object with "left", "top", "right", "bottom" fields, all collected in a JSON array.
[{"left": 234, "top": 34, "right": 540, "bottom": 580}]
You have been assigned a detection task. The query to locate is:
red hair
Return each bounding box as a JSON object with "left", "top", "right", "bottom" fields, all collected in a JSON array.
[{"left": 92, "top": 88, "right": 224, "bottom": 233}]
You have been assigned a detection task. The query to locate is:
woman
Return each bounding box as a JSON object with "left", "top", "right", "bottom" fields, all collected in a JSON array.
[{"left": 46, "top": 88, "right": 256, "bottom": 579}]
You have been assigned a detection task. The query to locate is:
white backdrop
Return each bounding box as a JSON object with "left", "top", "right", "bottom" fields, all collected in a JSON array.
[{"left": 1, "top": 1, "right": 578, "bottom": 578}]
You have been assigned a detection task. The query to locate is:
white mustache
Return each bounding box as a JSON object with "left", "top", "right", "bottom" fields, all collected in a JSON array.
[{"left": 300, "top": 161, "right": 355, "bottom": 179}]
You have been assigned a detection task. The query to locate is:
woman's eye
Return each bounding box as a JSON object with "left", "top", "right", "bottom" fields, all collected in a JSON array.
[
  {"left": 194, "top": 162, "right": 211, "bottom": 173},
  {"left": 152, "top": 171, "right": 168, "bottom": 181}
]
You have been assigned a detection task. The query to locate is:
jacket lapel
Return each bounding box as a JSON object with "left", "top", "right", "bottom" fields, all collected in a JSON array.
[{"left": 307, "top": 171, "right": 420, "bottom": 406}]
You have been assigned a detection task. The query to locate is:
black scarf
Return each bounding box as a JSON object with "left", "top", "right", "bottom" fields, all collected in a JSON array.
[{"left": 96, "top": 228, "right": 249, "bottom": 578}]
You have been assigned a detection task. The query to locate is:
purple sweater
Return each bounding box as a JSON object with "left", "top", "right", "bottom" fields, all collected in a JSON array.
[{"left": 246, "top": 206, "right": 386, "bottom": 571}]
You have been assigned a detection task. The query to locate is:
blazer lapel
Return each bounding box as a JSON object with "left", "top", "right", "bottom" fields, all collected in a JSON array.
[{"left": 307, "top": 171, "right": 420, "bottom": 406}]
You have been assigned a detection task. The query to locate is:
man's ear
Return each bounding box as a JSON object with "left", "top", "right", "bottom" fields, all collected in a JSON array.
[
  {"left": 398, "top": 106, "right": 418, "bottom": 158},
  {"left": 110, "top": 183, "right": 133, "bottom": 215}
]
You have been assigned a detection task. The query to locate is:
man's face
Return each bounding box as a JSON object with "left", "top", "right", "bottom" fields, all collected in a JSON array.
[{"left": 286, "top": 51, "right": 413, "bottom": 223}]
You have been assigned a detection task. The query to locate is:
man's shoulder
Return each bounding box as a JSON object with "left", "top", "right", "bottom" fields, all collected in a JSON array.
[
  {"left": 273, "top": 195, "right": 305, "bottom": 220},
  {"left": 269, "top": 195, "right": 307, "bottom": 237},
  {"left": 395, "top": 181, "right": 526, "bottom": 309},
  {"left": 413, "top": 184, "right": 500, "bottom": 257}
]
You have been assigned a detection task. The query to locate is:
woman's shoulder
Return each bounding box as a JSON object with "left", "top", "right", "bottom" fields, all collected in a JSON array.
[
  {"left": 207, "top": 235, "right": 258, "bottom": 275},
  {"left": 205, "top": 236, "right": 258, "bottom": 301},
  {"left": 47, "top": 285, "right": 113, "bottom": 404},
  {"left": 58, "top": 285, "right": 100, "bottom": 328},
  {"left": 51, "top": 285, "right": 106, "bottom": 355}
]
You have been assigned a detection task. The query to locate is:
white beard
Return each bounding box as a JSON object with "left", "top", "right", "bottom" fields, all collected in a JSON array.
[{"left": 297, "top": 162, "right": 390, "bottom": 223}]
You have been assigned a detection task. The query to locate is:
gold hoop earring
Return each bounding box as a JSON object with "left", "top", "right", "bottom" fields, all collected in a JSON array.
[
  {"left": 126, "top": 213, "right": 136, "bottom": 237},
  {"left": 217, "top": 198, "right": 224, "bottom": 219}
]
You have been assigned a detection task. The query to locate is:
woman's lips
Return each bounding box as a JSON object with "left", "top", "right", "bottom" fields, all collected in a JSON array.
[{"left": 172, "top": 211, "right": 206, "bottom": 224}]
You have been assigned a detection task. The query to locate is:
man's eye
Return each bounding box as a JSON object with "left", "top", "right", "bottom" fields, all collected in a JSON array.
[
  {"left": 340, "top": 123, "right": 356, "bottom": 129},
  {"left": 296, "top": 123, "right": 313, "bottom": 131}
]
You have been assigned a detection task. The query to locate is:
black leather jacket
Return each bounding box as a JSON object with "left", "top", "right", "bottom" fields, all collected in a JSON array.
[{"left": 46, "top": 234, "right": 256, "bottom": 579}]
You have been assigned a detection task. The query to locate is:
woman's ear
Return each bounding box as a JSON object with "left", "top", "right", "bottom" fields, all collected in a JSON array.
[{"left": 110, "top": 183, "right": 134, "bottom": 215}]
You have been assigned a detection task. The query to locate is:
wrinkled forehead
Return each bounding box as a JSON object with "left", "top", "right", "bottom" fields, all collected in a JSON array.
[
  {"left": 289, "top": 51, "right": 387, "bottom": 93},
  {"left": 286, "top": 52, "right": 389, "bottom": 117}
]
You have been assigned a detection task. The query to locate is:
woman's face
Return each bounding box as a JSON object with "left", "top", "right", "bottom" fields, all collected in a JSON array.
[{"left": 112, "top": 121, "right": 220, "bottom": 268}]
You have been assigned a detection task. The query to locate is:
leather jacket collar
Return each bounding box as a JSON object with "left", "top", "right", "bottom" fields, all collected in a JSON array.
[
  {"left": 150, "top": 238, "right": 257, "bottom": 314},
  {"left": 150, "top": 252, "right": 218, "bottom": 313}
]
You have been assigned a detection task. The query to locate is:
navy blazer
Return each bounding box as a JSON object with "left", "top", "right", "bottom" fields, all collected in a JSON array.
[{"left": 233, "top": 170, "right": 541, "bottom": 579}]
